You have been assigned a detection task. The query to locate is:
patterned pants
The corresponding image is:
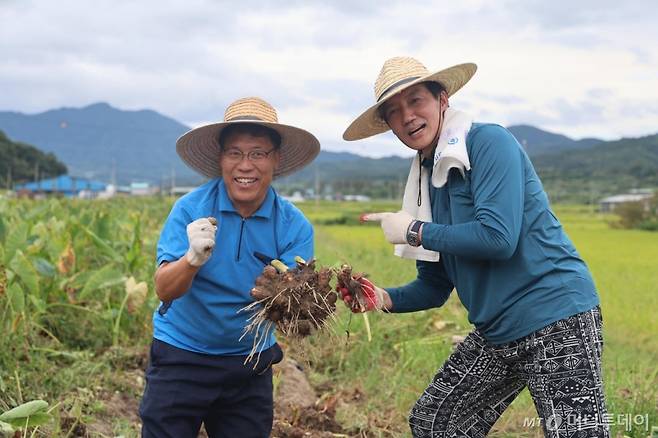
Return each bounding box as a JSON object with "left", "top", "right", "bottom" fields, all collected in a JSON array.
[{"left": 409, "top": 307, "right": 609, "bottom": 437}]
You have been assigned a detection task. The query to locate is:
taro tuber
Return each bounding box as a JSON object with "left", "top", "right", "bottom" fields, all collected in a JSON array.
[
  {"left": 240, "top": 257, "right": 337, "bottom": 362},
  {"left": 336, "top": 263, "right": 370, "bottom": 312}
]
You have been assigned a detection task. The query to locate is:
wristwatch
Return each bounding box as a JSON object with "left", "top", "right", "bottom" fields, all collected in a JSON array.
[{"left": 406, "top": 220, "right": 424, "bottom": 247}]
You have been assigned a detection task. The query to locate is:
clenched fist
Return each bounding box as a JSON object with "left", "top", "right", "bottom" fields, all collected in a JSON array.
[{"left": 185, "top": 217, "right": 218, "bottom": 267}]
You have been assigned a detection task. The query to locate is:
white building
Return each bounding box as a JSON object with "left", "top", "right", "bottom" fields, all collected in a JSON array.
[{"left": 600, "top": 189, "right": 654, "bottom": 213}]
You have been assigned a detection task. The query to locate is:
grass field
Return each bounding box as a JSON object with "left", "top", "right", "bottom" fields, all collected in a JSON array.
[
  {"left": 299, "top": 201, "right": 658, "bottom": 437},
  {"left": 0, "top": 197, "right": 656, "bottom": 437}
]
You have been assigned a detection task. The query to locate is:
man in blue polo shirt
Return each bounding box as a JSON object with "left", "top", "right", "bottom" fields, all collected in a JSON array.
[
  {"left": 139, "top": 97, "right": 320, "bottom": 438},
  {"left": 340, "top": 57, "right": 609, "bottom": 437}
]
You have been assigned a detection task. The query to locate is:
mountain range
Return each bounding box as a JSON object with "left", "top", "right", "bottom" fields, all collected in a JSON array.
[
  {"left": 0, "top": 103, "right": 195, "bottom": 185},
  {"left": 0, "top": 102, "right": 656, "bottom": 201}
]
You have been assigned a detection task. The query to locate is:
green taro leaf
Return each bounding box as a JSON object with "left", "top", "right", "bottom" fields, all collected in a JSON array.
[
  {"left": 33, "top": 257, "right": 56, "bottom": 278},
  {"left": 3, "top": 412, "right": 51, "bottom": 428},
  {"left": 3, "top": 221, "right": 28, "bottom": 264},
  {"left": 0, "top": 420, "right": 14, "bottom": 436},
  {"left": 79, "top": 224, "right": 122, "bottom": 263},
  {"left": 9, "top": 250, "right": 39, "bottom": 296},
  {"left": 94, "top": 212, "right": 112, "bottom": 240},
  {"left": 28, "top": 294, "right": 46, "bottom": 314},
  {"left": 7, "top": 282, "right": 25, "bottom": 313},
  {"left": 79, "top": 264, "right": 124, "bottom": 300},
  {"left": 0, "top": 400, "right": 48, "bottom": 421}
]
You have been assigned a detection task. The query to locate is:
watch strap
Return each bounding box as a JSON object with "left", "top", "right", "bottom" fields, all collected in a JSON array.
[
  {"left": 409, "top": 220, "right": 423, "bottom": 233},
  {"left": 406, "top": 220, "right": 424, "bottom": 247}
]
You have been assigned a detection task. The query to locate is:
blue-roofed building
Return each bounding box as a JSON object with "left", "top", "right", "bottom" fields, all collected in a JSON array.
[{"left": 15, "top": 175, "right": 108, "bottom": 198}]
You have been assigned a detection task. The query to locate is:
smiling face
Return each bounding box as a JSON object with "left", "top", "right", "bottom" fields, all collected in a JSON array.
[
  {"left": 220, "top": 131, "right": 280, "bottom": 218},
  {"left": 380, "top": 82, "right": 448, "bottom": 157}
]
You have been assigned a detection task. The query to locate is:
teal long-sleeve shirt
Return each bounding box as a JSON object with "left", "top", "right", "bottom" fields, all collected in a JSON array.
[{"left": 386, "top": 124, "right": 599, "bottom": 344}]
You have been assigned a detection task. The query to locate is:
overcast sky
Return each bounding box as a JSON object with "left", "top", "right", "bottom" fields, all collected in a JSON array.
[{"left": 2, "top": 0, "right": 657, "bottom": 157}]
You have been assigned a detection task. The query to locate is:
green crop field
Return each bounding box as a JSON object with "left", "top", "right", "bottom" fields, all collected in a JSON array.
[
  {"left": 0, "top": 196, "right": 656, "bottom": 437},
  {"left": 302, "top": 202, "right": 658, "bottom": 437}
]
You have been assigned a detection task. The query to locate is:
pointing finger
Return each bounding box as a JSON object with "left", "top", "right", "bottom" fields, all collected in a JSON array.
[{"left": 360, "top": 212, "right": 392, "bottom": 223}]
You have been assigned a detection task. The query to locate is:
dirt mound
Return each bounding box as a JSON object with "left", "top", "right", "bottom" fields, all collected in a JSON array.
[{"left": 273, "top": 358, "right": 349, "bottom": 438}]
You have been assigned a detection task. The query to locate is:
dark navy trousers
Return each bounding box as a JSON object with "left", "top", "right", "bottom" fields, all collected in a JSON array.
[{"left": 139, "top": 339, "right": 283, "bottom": 438}]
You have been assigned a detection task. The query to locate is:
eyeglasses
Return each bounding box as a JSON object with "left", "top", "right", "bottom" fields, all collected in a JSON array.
[{"left": 222, "top": 149, "right": 275, "bottom": 163}]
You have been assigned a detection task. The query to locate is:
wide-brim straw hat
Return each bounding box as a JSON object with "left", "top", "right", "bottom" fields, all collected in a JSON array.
[
  {"left": 343, "top": 57, "right": 477, "bottom": 141},
  {"left": 177, "top": 97, "right": 320, "bottom": 179}
]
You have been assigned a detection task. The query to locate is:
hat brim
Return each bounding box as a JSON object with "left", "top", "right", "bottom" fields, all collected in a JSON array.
[
  {"left": 176, "top": 120, "right": 320, "bottom": 179},
  {"left": 343, "top": 63, "right": 477, "bottom": 141}
]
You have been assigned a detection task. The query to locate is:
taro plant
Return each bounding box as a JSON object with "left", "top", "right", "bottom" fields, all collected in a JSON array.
[{"left": 0, "top": 400, "right": 50, "bottom": 437}]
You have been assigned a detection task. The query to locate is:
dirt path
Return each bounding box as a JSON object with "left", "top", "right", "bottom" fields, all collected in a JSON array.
[{"left": 81, "top": 349, "right": 363, "bottom": 437}]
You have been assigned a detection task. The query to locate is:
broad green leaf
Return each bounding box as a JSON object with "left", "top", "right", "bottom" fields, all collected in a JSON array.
[
  {"left": 0, "top": 400, "right": 48, "bottom": 421},
  {"left": 44, "top": 222, "right": 69, "bottom": 262},
  {"left": 0, "top": 420, "right": 14, "bottom": 435},
  {"left": 79, "top": 265, "right": 124, "bottom": 300},
  {"left": 126, "top": 216, "right": 143, "bottom": 271},
  {"left": 4, "top": 221, "right": 28, "bottom": 264},
  {"left": 33, "top": 257, "right": 56, "bottom": 278},
  {"left": 7, "top": 282, "right": 25, "bottom": 313},
  {"left": 28, "top": 294, "right": 46, "bottom": 314},
  {"left": 79, "top": 224, "right": 122, "bottom": 263},
  {"left": 9, "top": 250, "right": 39, "bottom": 296},
  {"left": 3, "top": 412, "right": 50, "bottom": 428},
  {"left": 94, "top": 212, "right": 112, "bottom": 240}
]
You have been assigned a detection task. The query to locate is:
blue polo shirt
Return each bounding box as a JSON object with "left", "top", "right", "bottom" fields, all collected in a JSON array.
[
  {"left": 153, "top": 179, "right": 314, "bottom": 355},
  {"left": 387, "top": 124, "right": 599, "bottom": 344}
]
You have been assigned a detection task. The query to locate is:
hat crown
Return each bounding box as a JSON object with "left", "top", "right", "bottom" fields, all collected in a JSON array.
[
  {"left": 224, "top": 97, "right": 278, "bottom": 123},
  {"left": 374, "top": 57, "right": 430, "bottom": 101}
]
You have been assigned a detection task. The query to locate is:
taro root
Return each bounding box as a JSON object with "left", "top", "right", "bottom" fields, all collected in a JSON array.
[
  {"left": 336, "top": 263, "right": 370, "bottom": 312},
  {"left": 240, "top": 257, "right": 337, "bottom": 362}
]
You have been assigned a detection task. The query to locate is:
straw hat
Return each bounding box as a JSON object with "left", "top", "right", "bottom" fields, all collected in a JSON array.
[
  {"left": 176, "top": 97, "right": 320, "bottom": 178},
  {"left": 343, "top": 57, "right": 477, "bottom": 141}
]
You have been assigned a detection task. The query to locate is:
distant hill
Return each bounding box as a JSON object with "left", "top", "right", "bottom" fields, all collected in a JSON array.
[
  {"left": 283, "top": 130, "right": 657, "bottom": 202},
  {"left": 507, "top": 124, "right": 602, "bottom": 155},
  {"left": 0, "top": 130, "right": 67, "bottom": 187},
  {"left": 277, "top": 152, "right": 412, "bottom": 199},
  {"left": 532, "top": 133, "right": 658, "bottom": 202},
  {"left": 0, "top": 103, "right": 655, "bottom": 201},
  {"left": 0, "top": 103, "right": 198, "bottom": 185}
]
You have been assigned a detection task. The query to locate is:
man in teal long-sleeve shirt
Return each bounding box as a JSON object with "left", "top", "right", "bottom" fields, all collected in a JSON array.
[{"left": 340, "top": 56, "right": 608, "bottom": 438}]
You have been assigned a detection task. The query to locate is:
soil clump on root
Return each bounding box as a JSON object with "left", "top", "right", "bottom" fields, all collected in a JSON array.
[{"left": 241, "top": 258, "right": 337, "bottom": 360}]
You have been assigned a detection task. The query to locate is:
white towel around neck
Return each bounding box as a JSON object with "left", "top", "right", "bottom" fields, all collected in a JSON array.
[{"left": 394, "top": 108, "right": 474, "bottom": 261}]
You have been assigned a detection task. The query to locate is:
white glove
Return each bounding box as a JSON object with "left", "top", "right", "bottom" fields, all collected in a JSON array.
[
  {"left": 185, "top": 217, "right": 218, "bottom": 267},
  {"left": 361, "top": 210, "right": 414, "bottom": 245}
]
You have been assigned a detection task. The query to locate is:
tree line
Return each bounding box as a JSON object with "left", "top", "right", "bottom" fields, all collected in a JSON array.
[{"left": 0, "top": 130, "right": 67, "bottom": 188}]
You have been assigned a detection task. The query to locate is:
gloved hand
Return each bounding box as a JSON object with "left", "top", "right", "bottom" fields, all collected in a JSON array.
[
  {"left": 361, "top": 210, "right": 414, "bottom": 245},
  {"left": 336, "top": 276, "right": 386, "bottom": 313},
  {"left": 185, "top": 217, "right": 218, "bottom": 267}
]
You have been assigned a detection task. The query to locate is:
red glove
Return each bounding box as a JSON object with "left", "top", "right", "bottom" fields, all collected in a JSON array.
[{"left": 336, "top": 276, "right": 384, "bottom": 313}]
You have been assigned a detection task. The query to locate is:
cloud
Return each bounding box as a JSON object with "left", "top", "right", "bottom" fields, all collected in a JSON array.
[{"left": 0, "top": 0, "right": 656, "bottom": 156}]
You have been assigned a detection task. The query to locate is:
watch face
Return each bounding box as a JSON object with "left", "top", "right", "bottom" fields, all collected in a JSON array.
[
  {"left": 407, "top": 221, "right": 422, "bottom": 247},
  {"left": 407, "top": 232, "right": 420, "bottom": 247}
]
